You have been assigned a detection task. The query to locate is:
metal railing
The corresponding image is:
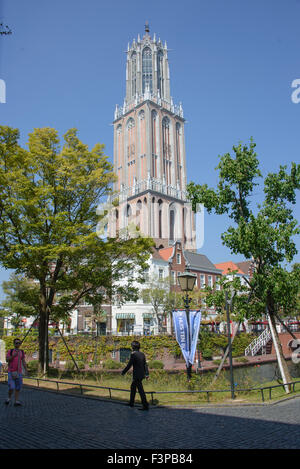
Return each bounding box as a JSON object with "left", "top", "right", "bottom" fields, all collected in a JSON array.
[
  {"left": 245, "top": 328, "right": 272, "bottom": 356},
  {"left": 1, "top": 374, "right": 300, "bottom": 405}
]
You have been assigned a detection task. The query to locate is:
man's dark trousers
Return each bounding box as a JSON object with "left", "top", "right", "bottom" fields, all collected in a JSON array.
[{"left": 130, "top": 378, "right": 148, "bottom": 408}]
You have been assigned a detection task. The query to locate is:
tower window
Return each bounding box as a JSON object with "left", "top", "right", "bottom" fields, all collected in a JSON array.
[
  {"left": 142, "top": 47, "right": 153, "bottom": 93},
  {"left": 170, "top": 209, "right": 175, "bottom": 241},
  {"left": 131, "top": 52, "right": 137, "bottom": 97},
  {"left": 157, "top": 50, "right": 164, "bottom": 97}
]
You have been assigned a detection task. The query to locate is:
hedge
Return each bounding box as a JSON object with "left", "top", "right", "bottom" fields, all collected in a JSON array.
[{"left": 1, "top": 330, "right": 255, "bottom": 365}]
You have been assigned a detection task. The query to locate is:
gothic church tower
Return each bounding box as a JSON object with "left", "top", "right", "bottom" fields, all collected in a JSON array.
[{"left": 109, "top": 23, "right": 196, "bottom": 251}]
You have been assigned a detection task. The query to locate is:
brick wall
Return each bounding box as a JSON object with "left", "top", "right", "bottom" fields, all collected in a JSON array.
[{"left": 271, "top": 332, "right": 300, "bottom": 355}]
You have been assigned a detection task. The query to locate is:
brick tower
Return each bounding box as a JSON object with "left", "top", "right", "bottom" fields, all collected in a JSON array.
[{"left": 108, "top": 23, "right": 196, "bottom": 251}]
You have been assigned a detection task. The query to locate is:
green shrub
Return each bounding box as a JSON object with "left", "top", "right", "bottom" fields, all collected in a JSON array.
[
  {"left": 102, "top": 359, "right": 122, "bottom": 370},
  {"left": 65, "top": 360, "right": 85, "bottom": 370},
  {"left": 65, "top": 360, "right": 76, "bottom": 371},
  {"left": 26, "top": 360, "right": 39, "bottom": 374},
  {"left": 148, "top": 360, "right": 164, "bottom": 369},
  {"left": 202, "top": 349, "right": 213, "bottom": 360}
]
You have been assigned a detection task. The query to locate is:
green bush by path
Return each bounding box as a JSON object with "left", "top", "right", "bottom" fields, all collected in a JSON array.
[
  {"left": 102, "top": 359, "right": 122, "bottom": 370},
  {"left": 148, "top": 360, "right": 164, "bottom": 369},
  {"left": 1, "top": 331, "right": 255, "bottom": 367}
]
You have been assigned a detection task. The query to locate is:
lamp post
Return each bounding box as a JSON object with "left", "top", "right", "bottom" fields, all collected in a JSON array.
[
  {"left": 225, "top": 291, "right": 235, "bottom": 400},
  {"left": 177, "top": 268, "right": 197, "bottom": 380}
]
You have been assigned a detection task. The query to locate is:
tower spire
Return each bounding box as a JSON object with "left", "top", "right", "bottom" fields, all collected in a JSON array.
[{"left": 145, "top": 21, "right": 150, "bottom": 35}]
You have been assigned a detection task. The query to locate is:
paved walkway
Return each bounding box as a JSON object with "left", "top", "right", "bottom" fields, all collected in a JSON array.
[{"left": 1, "top": 382, "right": 300, "bottom": 450}]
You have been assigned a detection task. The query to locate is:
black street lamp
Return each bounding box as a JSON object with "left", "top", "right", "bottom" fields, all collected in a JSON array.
[
  {"left": 225, "top": 291, "right": 236, "bottom": 400},
  {"left": 177, "top": 268, "right": 197, "bottom": 380}
]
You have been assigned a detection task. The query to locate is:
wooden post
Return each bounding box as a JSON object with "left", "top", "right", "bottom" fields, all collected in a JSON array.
[{"left": 267, "top": 309, "right": 291, "bottom": 393}]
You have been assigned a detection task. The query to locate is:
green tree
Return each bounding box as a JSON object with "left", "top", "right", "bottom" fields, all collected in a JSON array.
[
  {"left": 291, "top": 263, "right": 300, "bottom": 318},
  {"left": 141, "top": 275, "right": 169, "bottom": 332},
  {"left": 187, "top": 139, "right": 300, "bottom": 391},
  {"left": 0, "top": 272, "right": 39, "bottom": 329},
  {"left": 204, "top": 274, "right": 252, "bottom": 323},
  {"left": 0, "top": 126, "right": 154, "bottom": 372}
]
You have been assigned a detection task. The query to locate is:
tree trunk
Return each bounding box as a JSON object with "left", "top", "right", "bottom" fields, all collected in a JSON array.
[
  {"left": 38, "top": 290, "right": 49, "bottom": 375},
  {"left": 267, "top": 310, "right": 292, "bottom": 393}
]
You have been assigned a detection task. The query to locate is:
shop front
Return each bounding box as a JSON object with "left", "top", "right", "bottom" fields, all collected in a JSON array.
[
  {"left": 143, "top": 313, "right": 155, "bottom": 335},
  {"left": 116, "top": 313, "right": 135, "bottom": 335}
]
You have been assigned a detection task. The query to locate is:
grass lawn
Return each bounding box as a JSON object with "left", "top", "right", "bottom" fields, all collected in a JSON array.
[{"left": 14, "top": 369, "right": 300, "bottom": 406}]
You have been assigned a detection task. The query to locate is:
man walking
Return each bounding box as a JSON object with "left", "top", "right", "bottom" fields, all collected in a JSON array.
[
  {"left": 121, "top": 341, "right": 149, "bottom": 411},
  {"left": 5, "top": 338, "right": 27, "bottom": 406}
]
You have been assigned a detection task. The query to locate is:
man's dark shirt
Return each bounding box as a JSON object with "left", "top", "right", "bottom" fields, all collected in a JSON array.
[{"left": 121, "top": 350, "right": 149, "bottom": 380}]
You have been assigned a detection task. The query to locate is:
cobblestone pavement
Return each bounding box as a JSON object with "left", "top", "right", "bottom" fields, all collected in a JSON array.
[{"left": 1, "top": 383, "right": 300, "bottom": 449}]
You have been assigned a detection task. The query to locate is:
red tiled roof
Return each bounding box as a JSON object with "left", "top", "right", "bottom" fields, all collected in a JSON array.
[
  {"left": 214, "top": 261, "right": 244, "bottom": 275},
  {"left": 151, "top": 248, "right": 165, "bottom": 261},
  {"left": 158, "top": 247, "right": 174, "bottom": 261}
]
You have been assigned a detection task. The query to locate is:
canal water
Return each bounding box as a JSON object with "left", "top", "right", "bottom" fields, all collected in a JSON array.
[{"left": 224, "top": 360, "right": 300, "bottom": 387}]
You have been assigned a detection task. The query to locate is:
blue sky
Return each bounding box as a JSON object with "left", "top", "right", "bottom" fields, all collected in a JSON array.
[{"left": 0, "top": 0, "right": 299, "bottom": 298}]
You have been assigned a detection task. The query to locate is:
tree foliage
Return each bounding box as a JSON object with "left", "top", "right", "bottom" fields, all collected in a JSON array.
[
  {"left": 187, "top": 139, "right": 300, "bottom": 383},
  {"left": 187, "top": 139, "right": 300, "bottom": 317},
  {"left": 0, "top": 126, "right": 154, "bottom": 370},
  {"left": 0, "top": 273, "right": 39, "bottom": 328}
]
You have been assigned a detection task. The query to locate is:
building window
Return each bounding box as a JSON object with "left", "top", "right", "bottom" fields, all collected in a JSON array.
[
  {"left": 131, "top": 51, "right": 137, "bottom": 97},
  {"left": 159, "top": 268, "right": 164, "bottom": 280},
  {"left": 162, "top": 116, "right": 171, "bottom": 184},
  {"left": 157, "top": 49, "right": 164, "bottom": 97},
  {"left": 143, "top": 268, "right": 150, "bottom": 282},
  {"left": 159, "top": 209, "right": 162, "bottom": 238},
  {"left": 216, "top": 276, "right": 221, "bottom": 290},
  {"left": 171, "top": 271, "right": 176, "bottom": 285},
  {"left": 176, "top": 122, "right": 182, "bottom": 186},
  {"left": 208, "top": 275, "right": 213, "bottom": 288},
  {"left": 158, "top": 199, "right": 163, "bottom": 238},
  {"left": 170, "top": 209, "right": 175, "bottom": 241},
  {"left": 176, "top": 253, "right": 181, "bottom": 264},
  {"left": 200, "top": 274, "right": 205, "bottom": 289},
  {"left": 117, "top": 319, "right": 135, "bottom": 334},
  {"left": 142, "top": 47, "right": 152, "bottom": 93}
]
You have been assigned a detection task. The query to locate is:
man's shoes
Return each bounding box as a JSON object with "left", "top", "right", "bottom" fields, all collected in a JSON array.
[
  {"left": 14, "top": 401, "right": 22, "bottom": 407},
  {"left": 127, "top": 403, "right": 134, "bottom": 407},
  {"left": 138, "top": 406, "right": 149, "bottom": 411},
  {"left": 5, "top": 398, "right": 10, "bottom": 405}
]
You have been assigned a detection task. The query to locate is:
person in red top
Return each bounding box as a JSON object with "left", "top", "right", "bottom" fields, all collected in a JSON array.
[{"left": 5, "top": 338, "right": 27, "bottom": 406}]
